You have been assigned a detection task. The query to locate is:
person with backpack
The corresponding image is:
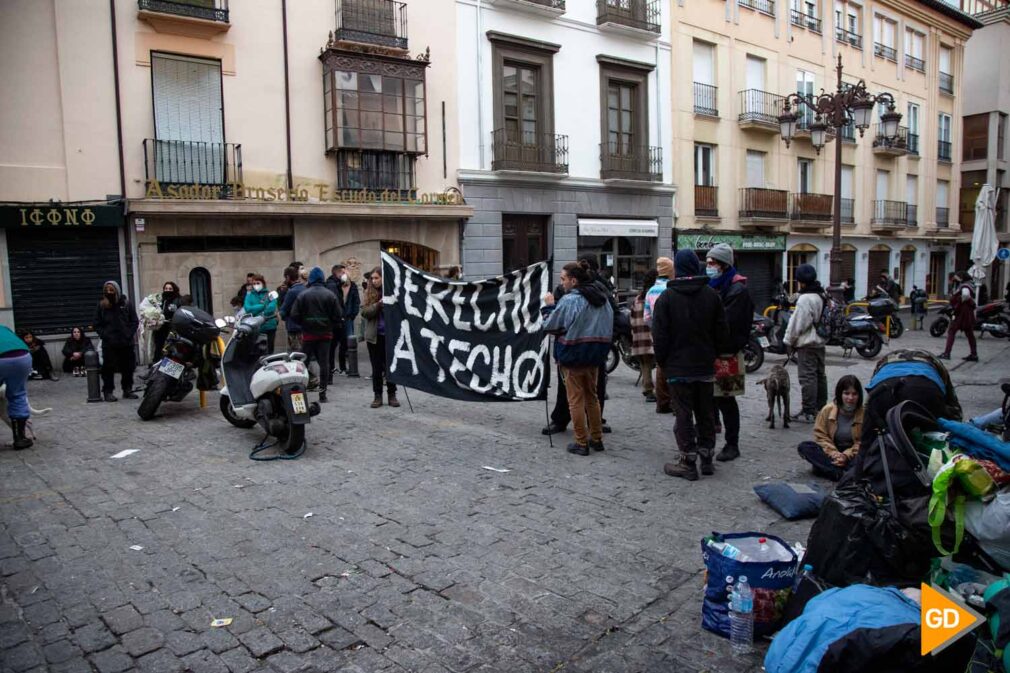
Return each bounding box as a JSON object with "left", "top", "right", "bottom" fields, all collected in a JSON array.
[
  {"left": 706, "top": 243, "right": 754, "bottom": 462},
  {"left": 784, "top": 264, "right": 827, "bottom": 423},
  {"left": 291, "top": 267, "right": 342, "bottom": 404},
  {"left": 939, "top": 271, "right": 978, "bottom": 362}
]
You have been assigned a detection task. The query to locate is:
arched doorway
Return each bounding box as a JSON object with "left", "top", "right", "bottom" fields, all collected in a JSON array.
[
  {"left": 867, "top": 244, "right": 891, "bottom": 295},
  {"left": 787, "top": 243, "right": 818, "bottom": 294},
  {"left": 839, "top": 244, "right": 857, "bottom": 287},
  {"left": 189, "top": 267, "right": 212, "bottom": 314},
  {"left": 899, "top": 245, "right": 916, "bottom": 300},
  {"left": 381, "top": 241, "right": 439, "bottom": 273}
]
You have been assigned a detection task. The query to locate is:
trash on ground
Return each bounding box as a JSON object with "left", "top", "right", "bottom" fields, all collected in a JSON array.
[
  {"left": 111, "top": 449, "right": 140, "bottom": 459},
  {"left": 210, "top": 618, "right": 233, "bottom": 627},
  {"left": 482, "top": 466, "right": 510, "bottom": 473}
]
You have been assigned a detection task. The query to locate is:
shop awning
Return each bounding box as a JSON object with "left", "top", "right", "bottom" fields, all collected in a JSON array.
[{"left": 578, "top": 218, "right": 658, "bottom": 238}]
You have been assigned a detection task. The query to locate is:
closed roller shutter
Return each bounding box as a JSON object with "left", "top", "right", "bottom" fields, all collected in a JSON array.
[
  {"left": 734, "top": 252, "right": 777, "bottom": 311},
  {"left": 8, "top": 228, "right": 122, "bottom": 335},
  {"left": 868, "top": 250, "right": 890, "bottom": 291}
]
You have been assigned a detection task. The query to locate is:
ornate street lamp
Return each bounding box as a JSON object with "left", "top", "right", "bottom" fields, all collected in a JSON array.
[{"left": 777, "top": 54, "right": 901, "bottom": 298}]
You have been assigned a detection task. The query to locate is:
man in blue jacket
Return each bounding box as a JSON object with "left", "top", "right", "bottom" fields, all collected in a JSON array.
[
  {"left": 278, "top": 265, "right": 305, "bottom": 352},
  {"left": 542, "top": 262, "right": 614, "bottom": 456}
]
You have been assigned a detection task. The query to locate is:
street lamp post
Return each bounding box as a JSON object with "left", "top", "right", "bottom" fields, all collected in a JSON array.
[{"left": 778, "top": 54, "right": 901, "bottom": 300}]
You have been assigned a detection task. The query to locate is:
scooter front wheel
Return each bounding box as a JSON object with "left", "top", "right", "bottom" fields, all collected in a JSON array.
[{"left": 220, "top": 394, "right": 256, "bottom": 429}]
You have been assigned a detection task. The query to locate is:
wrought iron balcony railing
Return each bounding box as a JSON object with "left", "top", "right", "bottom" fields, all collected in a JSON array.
[
  {"left": 143, "top": 139, "right": 242, "bottom": 190},
  {"left": 600, "top": 144, "right": 662, "bottom": 181},
  {"left": 840, "top": 198, "right": 855, "bottom": 224},
  {"left": 790, "top": 9, "right": 821, "bottom": 31},
  {"left": 789, "top": 193, "right": 833, "bottom": 221},
  {"left": 491, "top": 129, "right": 569, "bottom": 174},
  {"left": 872, "top": 200, "right": 907, "bottom": 227},
  {"left": 905, "top": 54, "right": 925, "bottom": 72},
  {"left": 138, "top": 0, "right": 229, "bottom": 23},
  {"left": 596, "top": 0, "right": 661, "bottom": 34},
  {"left": 938, "top": 140, "right": 952, "bottom": 162},
  {"left": 738, "top": 89, "right": 784, "bottom": 127},
  {"left": 840, "top": 123, "right": 856, "bottom": 143},
  {"left": 694, "top": 82, "right": 718, "bottom": 117},
  {"left": 940, "top": 72, "right": 954, "bottom": 94},
  {"left": 906, "top": 204, "right": 918, "bottom": 227},
  {"left": 835, "top": 27, "right": 862, "bottom": 49},
  {"left": 874, "top": 42, "right": 897, "bottom": 61},
  {"left": 739, "top": 188, "right": 789, "bottom": 219},
  {"left": 936, "top": 207, "right": 950, "bottom": 228},
  {"left": 740, "top": 0, "right": 775, "bottom": 14},
  {"left": 695, "top": 185, "right": 718, "bottom": 216},
  {"left": 335, "top": 0, "right": 408, "bottom": 50},
  {"left": 907, "top": 132, "right": 919, "bottom": 156},
  {"left": 873, "top": 124, "right": 909, "bottom": 154}
]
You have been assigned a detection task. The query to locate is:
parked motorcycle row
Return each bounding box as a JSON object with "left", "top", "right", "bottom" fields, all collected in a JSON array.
[{"left": 136, "top": 299, "right": 320, "bottom": 458}]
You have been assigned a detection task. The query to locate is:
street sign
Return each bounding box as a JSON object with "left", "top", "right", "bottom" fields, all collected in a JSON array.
[{"left": 998, "top": 248, "right": 1010, "bottom": 261}]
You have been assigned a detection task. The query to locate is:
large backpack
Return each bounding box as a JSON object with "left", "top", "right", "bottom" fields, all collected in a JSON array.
[{"left": 814, "top": 293, "right": 843, "bottom": 340}]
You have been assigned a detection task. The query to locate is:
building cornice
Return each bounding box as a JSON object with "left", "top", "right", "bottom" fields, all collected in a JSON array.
[
  {"left": 126, "top": 199, "right": 474, "bottom": 219},
  {"left": 485, "top": 31, "right": 561, "bottom": 54},
  {"left": 457, "top": 169, "right": 676, "bottom": 195}
]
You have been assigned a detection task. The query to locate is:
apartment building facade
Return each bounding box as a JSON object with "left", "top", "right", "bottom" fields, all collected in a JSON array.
[
  {"left": 455, "top": 0, "right": 675, "bottom": 294},
  {"left": 0, "top": 0, "right": 470, "bottom": 337},
  {"left": 671, "top": 0, "right": 980, "bottom": 305},
  {"left": 961, "top": 0, "right": 1010, "bottom": 298}
]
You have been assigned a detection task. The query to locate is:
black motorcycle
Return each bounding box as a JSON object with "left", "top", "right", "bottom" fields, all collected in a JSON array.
[
  {"left": 929, "top": 300, "right": 1010, "bottom": 339},
  {"left": 825, "top": 310, "right": 885, "bottom": 358},
  {"left": 850, "top": 296, "right": 904, "bottom": 339},
  {"left": 605, "top": 302, "right": 639, "bottom": 374},
  {"left": 137, "top": 307, "right": 221, "bottom": 421}
]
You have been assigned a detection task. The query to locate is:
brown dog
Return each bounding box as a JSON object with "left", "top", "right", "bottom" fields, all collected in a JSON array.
[{"left": 756, "top": 365, "right": 790, "bottom": 429}]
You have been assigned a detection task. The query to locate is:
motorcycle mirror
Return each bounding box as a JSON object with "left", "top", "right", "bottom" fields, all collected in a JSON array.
[{"left": 215, "top": 318, "right": 228, "bottom": 328}]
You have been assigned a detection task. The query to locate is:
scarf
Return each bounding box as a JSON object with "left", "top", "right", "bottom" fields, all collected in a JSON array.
[{"left": 708, "top": 265, "right": 739, "bottom": 295}]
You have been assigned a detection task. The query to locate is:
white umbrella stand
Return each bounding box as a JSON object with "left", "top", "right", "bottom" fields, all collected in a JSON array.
[{"left": 969, "top": 183, "right": 1000, "bottom": 304}]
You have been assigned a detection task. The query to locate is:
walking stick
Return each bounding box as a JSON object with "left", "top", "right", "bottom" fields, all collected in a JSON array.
[{"left": 402, "top": 386, "right": 414, "bottom": 413}]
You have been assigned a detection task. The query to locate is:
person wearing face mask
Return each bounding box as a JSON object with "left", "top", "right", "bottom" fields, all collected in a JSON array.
[
  {"left": 705, "top": 244, "right": 754, "bottom": 462},
  {"left": 324, "top": 264, "right": 350, "bottom": 382},
  {"left": 360, "top": 266, "right": 398, "bottom": 408},
  {"left": 95, "top": 280, "right": 139, "bottom": 402},
  {"left": 242, "top": 274, "right": 279, "bottom": 354},
  {"left": 139, "top": 281, "right": 182, "bottom": 361},
  {"left": 797, "top": 375, "right": 865, "bottom": 481}
]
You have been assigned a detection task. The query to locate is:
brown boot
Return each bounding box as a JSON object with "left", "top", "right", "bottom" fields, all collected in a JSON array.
[
  {"left": 387, "top": 392, "right": 400, "bottom": 408},
  {"left": 370, "top": 396, "right": 383, "bottom": 409},
  {"left": 664, "top": 458, "right": 699, "bottom": 481}
]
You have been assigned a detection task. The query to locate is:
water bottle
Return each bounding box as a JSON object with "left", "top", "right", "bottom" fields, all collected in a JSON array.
[
  {"left": 729, "top": 576, "right": 754, "bottom": 656},
  {"left": 709, "top": 540, "right": 748, "bottom": 561},
  {"left": 758, "top": 537, "right": 770, "bottom": 559},
  {"left": 793, "top": 563, "right": 814, "bottom": 593}
]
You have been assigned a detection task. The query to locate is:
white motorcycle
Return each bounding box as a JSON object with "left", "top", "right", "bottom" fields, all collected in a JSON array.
[{"left": 215, "top": 314, "right": 319, "bottom": 457}]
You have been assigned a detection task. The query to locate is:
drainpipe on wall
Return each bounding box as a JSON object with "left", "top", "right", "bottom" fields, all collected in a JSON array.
[
  {"left": 476, "top": 0, "right": 484, "bottom": 169},
  {"left": 109, "top": 0, "right": 137, "bottom": 303},
  {"left": 282, "top": 0, "right": 294, "bottom": 191}
]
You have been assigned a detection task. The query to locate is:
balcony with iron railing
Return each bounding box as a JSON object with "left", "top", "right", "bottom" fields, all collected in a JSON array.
[
  {"left": 939, "top": 140, "right": 952, "bottom": 162},
  {"left": 600, "top": 144, "right": 662, "bottom": 182},
  {"left": 740, "top": 0, "right": 775, "bottom": 15},
  {"left": 695, "top": 185, "right": 718, "bottom": 217},
  {"left": 790, "top": 9, "right": 821, "bottom": 31},
  {"left": 143, "top": 139, "right": 242, "bottom": 193},
  {"left": 137, "top": 0, "right": 229, "bottom": 36},
  {"left": 940, "top": 72, "right": 954, "bottom": 94},
  {"left": 789, "top": 193, "right": 833, "bottom": 228},
  {"left": 334, "top": 0, "right": 408, "bottom": 51},
  {"left": 872, "top": 124, "right": 909, "bottom": 156},
  {"left": 871, "top": 200, "right": 908, "bottom": 230},
  {"left": 491, "top": 129, "right": 568, "bottom": 174},
  {"left": 840, "top": 198, "right": 855, "bottom": 224},
  {"left": 874, "top": 42, "right": 897, "bottom": 61},
  {"left": 694, "top": 82, "right": 718, "bottom": 117},
  {"left": 596, "top": 0, "right": 661, "bottom": 36},
  {"left": 936, "top": 207, "right": 950, "bottom": 228},
  {"left": 836, "top": 27, "right": 863, "bottom": 49},
  {"left": 839, "top": 123, "right": 856, "bottom": 143},
  {"left": 138, "top": 0, "right": 229, "bottom": 22},
  {"left": 484, "top": 0, "right": 566, "bottom": 16},
  {"left": 907, "top": 132, "right": 919, "bottom": 156},
  {"left": 738, "top": 89, "right": 783, "bottom": 132},
  {"left": 739, "top": 188, "right": 789, "bottom": 221},
  {"left": 905, "top": 54, "right": 925, "bottom": 72},
  {"left": 906, "top": 204, "right": 918, "bottom": 228}
]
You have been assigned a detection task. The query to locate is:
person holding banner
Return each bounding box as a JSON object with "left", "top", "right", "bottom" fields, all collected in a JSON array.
[
  {"left": 360, "top": 266, "right": 399, "bottom": 408},
  {"left": 541, "top": 262, "right": 614, "bottom": 456}
]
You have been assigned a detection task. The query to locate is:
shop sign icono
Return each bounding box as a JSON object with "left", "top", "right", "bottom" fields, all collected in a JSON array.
[{"left": 921, "top": 583, "right": 984, "bottom": 656}]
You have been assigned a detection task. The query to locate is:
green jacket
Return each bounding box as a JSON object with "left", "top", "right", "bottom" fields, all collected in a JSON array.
[
  {"left": 0, "top": 326, "right": 28, "bottom": 355},
  {"left": 243, "top": 289, "right": 278, "bottom": 331}
]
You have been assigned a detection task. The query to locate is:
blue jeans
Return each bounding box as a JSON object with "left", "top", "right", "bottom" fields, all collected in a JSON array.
[
  {"left": 0, "top": 352, "right": 33, "bottom": 419},
  {"left": 971, "top": 409, "right": 1004, "bottom": 428}
]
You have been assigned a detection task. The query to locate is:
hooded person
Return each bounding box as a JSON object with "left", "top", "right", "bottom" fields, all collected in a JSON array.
[
  {"left": 651, "top": 249, "right": 732, "bottom": 481},
  {"left": 783, "top": 263, "right": 828, "bottom": 422},
  {"left": 94, "top": 280, "right": 139, "bottom": 402},
  {"left": 541, "top": 262, "right": 614, "bottom": 456},
  {"left": 705, "top": 243, "right": 754, "bottom": 462},
  {"left": 291, "top": 267, "right": 342, "bottom": 403}
]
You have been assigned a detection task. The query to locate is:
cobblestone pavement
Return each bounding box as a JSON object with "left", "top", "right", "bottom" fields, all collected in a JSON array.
[{"left": 1, "top": 328, "right": 1007, "bottom": 673}]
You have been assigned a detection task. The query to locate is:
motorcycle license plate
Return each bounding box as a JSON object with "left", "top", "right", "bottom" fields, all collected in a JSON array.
[
  {"left": 758, "top": 337, "right": 770, "bottom": 348},
  {"left": 158, "top": 358, "right": 185, "bottom": 379},
  {"left": 290, "top": 392, "right": 307, "bottom": 415}
]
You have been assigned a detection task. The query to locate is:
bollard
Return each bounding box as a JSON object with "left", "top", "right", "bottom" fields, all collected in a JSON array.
[
  {"left": 346, "top": 334, "right": 359, "bottom": 377},
  {"left": 85, "top": 350, "right": 103, "bottom": 403}
]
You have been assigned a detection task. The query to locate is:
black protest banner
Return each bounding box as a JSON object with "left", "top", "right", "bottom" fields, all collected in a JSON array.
[{"left": 381, "top": 252, "right": 550, "bottom": 402}]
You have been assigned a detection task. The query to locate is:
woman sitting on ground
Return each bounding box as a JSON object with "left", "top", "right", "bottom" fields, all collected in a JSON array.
[
  {"left": 61, "top": 326, "right": 94, "bottom": 376},
  {"left": 797, "top": 374, "right": 865, "bottom": 481},
  {"left": 21, "top": 330, "right": 56, "bottom": 381}
]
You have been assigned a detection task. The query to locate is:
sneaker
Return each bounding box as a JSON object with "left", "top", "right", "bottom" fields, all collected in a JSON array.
[
  {"left": 789, "top": 412, "right": 816, "bottom": 424},
  {"left": 588, "top": 439, "right": 605, "bottom": 452},
  {"left": 644, "top": 393, "right": 657, "bottom": 403},
  {"left": 937, "top": 353, "right": 951, "bottom": 360},
  {"left": 566, "top": 442, "right": 589, "bottom": 456},
  {"left": 319, "top": 392, "right": 328, "bottom": 403},
  {"left": 963, "top": 354, "right": 979, "bottom": 362},
  {"left": 104, "top": 392, "right": 118, "bottom": 402},
  {"left": 663, "top": 460, "right": 699, "bottom": 481},
  {"left": 716, "top": 445, "right": 740, "bottom": 462},
  {"left": 541, "top": 422, "right": 567, "bottom": 435},
  {"left": 122, "top": 391, "right": 139, "bottom": 400}
]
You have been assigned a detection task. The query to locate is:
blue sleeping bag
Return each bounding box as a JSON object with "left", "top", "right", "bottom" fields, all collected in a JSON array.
[{"left": 938, "top": 418, "right": 1010, "bottom": 472}]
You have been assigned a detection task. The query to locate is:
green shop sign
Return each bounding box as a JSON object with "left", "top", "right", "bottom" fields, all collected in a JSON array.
[
  {"left": 0, "top": 204, "right": 123, "bottom": 229},
  {"left": 678, "top": 231, "right": 786, "bottom": 252}
]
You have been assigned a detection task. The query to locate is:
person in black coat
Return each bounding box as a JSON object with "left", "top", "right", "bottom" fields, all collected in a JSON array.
[
  {"left": 61, "top": 326, "right": 94, "bottom": 375},
  {"left": 95, "top": 280, "right": 139, "bottom": 402},
  {"left": 291, "top": 267, "right": 342, "bottom": 403},
  {"left": 652, "top": 250, "right": 732, "bottom": 481},
  {"left": 20, "top": 330, "right": 56, "bottom": 380},
  {"left": 324, "top": 265, "right": 350, "bottom": 384}
]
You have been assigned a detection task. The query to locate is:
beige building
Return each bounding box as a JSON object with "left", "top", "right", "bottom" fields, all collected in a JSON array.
[
  {"left": 671, "top": 0, "right": 980, "bottom": 303},
  {"left": 0, "top": 0, "right": 470, "bottom": 339}
]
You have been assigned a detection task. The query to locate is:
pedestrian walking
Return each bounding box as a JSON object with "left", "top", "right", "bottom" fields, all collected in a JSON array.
[
  {"left": 909, "top": 285, "right": 928, "bottom": 329},
  {"left": 360, "top": 266, "right": 399, "bottom": 408},
  {"left": 797, "top": 375, "right": 865, "bottom": 481},
  {"left": 645, "top": 256, "right": 674, "bottom": 414},
  {"left": 61, "top": 326, "right": 94, "bottom": 376},
  {"left": 139, "top": 281, "right": 182, "bottom": 361},
  {"left": 783, "top": 264, "right": 827, "bottom": 423},
  {"left": 939, "top": 271, "right": 978, "bottom": 362},
  {"left": 323, "top": 265, "right": 348, "bottom": 385},
  {"left": 631, "top": 269, "right": 658, "bottom": 403},
  {"left": 278, "top": 266, "right": 305, "bottom": 353},
  {"left": 243, "top": 274, "right": 278, "bottom": 355},
  {"left": 20, "top": 331, "right": 56, "bottom": 381},
  {"left": 94, "top": 280, "right": 139, "bottom": 402},
  {"left": 541, "top": 262, "right": 614, "bottom": 456},
  {"left": 651, "top": 250, "right": 732, "bottom": 480},
  {"left": 291, "top": 267, "right": 342, "bottom": 404},
  {"left": 0, "top": 326, "right": 34, "bottom": 450},
  {"left": 706, "top": 243, "right": 754, "bottom": 462}
]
